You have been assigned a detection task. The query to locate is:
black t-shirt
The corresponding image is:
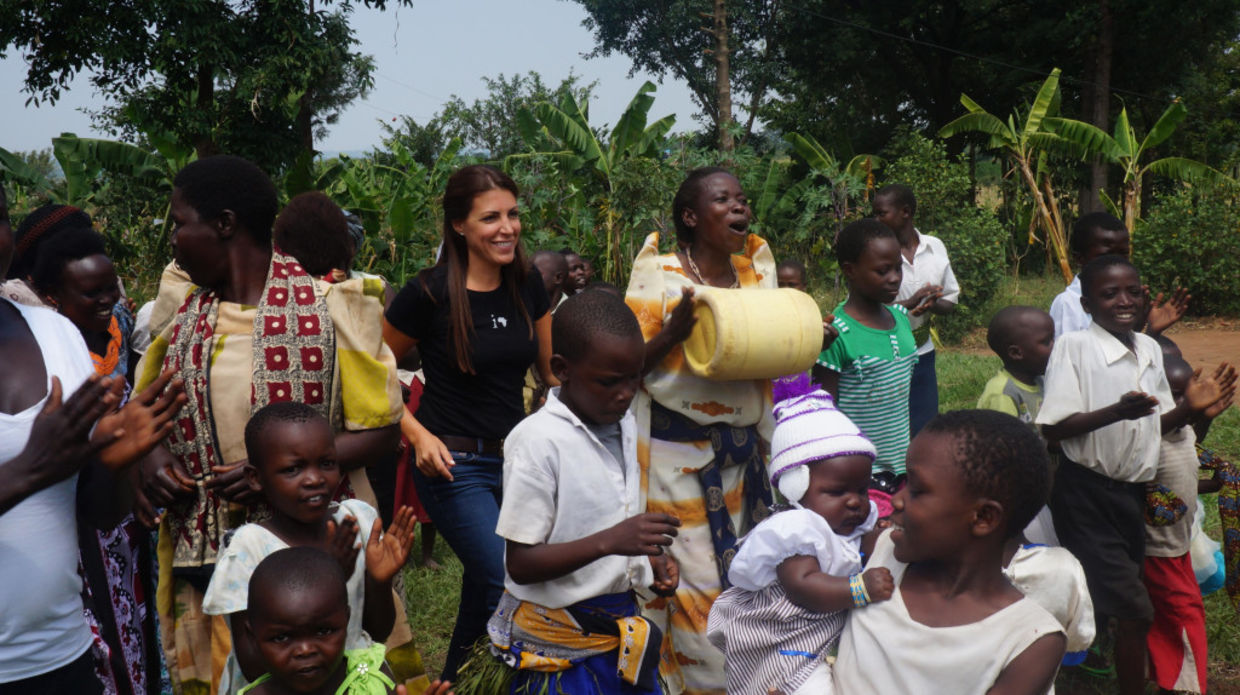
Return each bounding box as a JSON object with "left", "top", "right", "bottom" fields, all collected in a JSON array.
[{"left": 386, "top": 265, "right": 549, "bottom": 441}]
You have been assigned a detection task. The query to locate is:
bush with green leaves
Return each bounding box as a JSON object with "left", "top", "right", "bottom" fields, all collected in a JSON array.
[
  {"left": 1135, "top": 182, "right": 1240, "bottom": 316},
  {"left": 880, "top": 129, "right": 1008, "bottom": 342}
]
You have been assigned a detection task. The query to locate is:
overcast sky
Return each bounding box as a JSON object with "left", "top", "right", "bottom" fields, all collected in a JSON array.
[{"left": 0, "top": 0, "right": 702, "bottom": 154}]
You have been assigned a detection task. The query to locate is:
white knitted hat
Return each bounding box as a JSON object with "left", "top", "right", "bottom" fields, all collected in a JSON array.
[{"left": 768, "top": 373, "right": 877, "bottom": 504}]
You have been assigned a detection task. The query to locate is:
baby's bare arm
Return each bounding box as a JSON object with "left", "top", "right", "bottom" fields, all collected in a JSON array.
[{"left": 776, "top": 556, "right": 893, "bottom": 613}]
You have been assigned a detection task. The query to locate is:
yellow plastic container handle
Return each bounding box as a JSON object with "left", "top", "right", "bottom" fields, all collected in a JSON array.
[{"left": 682, "top": 287, "right": 822, "bottom": 381}]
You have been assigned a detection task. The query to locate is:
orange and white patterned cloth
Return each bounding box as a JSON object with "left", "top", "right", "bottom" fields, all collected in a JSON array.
[{"left": 624, "top": 232, "right": 777, "bottom": 695}]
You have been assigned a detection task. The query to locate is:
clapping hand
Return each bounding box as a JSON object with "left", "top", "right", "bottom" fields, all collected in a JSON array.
[
  {"left": 1145, "top": 287, "right": 1190, "bottom": 336},
  {"left": 1112, "top": 391, "right": 1159, "bottom": 420},
  {"left": 18, "top": 375, "right": 121, "bottom": 489},
  {"left": 327, "top": 515, "right": 361, "bottom": 577},
  {"left": 366, "top": 506, "right": 418, "bottom": 584},
  {"left": 98, "top": 368, "right": 187, "bottom": 470},
  {"left": 1185, "top": 363, "right": 1238, "bottom": 414}
]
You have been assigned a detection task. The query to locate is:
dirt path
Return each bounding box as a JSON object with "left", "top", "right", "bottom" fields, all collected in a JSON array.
[{"left": 1166, "top": 318, "right": 1240, "bottom": 368}]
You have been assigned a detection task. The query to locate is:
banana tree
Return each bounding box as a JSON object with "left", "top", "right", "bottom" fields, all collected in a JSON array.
[
  {"left": 510, "top": 81, "right": 675, "bottom": 282},
  {"left": 1043, "top": 101, "right": 1234, "bottom": 233},
  {"left": 939, "top": 68, "right": 1077, "bottom": 282},
  {"left": 322, "top": 137, "right": 463, "bottom": 281},
  {"left": 783, "top": 132, "right": 882, "bottom": 237}
]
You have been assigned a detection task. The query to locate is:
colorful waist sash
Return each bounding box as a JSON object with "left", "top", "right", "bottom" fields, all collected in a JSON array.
[{"left": 486, "top": 591, "right": 661, "bottom": 690}]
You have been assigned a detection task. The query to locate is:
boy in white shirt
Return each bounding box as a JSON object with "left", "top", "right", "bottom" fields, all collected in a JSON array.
[
  {"left": 873, "top": 184, "right": 959, "bottom": 436},
  {"left": 481, "top": 290, "right": 679, "bottom": 695},
  {"left": 1035, "top": 255, "right": 1233, "bottom": 695},
  {"left": 1048, "top": 212, "right": 1188, "bottom": 338}
]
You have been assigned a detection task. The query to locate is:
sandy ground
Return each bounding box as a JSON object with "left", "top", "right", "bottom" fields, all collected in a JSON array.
[{"left": 1166, "top": 319, "right": 1240, "bottom": 369}]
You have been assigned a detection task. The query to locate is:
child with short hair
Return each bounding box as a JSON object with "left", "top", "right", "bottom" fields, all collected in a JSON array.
[
  {"left": 707, "top": 375, "right": 892, "bottom": 695},
  {"left": 239, "top": 547, "right": 454, "bottom": 695},
  {"left": 977, "top": 305, "right": 1059, "bottom": 545},
  {"left": 239, "top": 546, "right": 393, "bottom": 695},
  {"left": 833, "top": 410, "right": 1067, "bottom": 693},
  {"left": 1049, "top": 213, "right": 1131, "bottom": 336},
  {"left": 1144, "top": 354, "right": 1234, "bottom": 693},
  {"left": 1036, "top": 255, "right": 1232, "bottom": 695},
  {"left": 814, "top": 219, "right": 918, "bottom": 495},
  {"left": 472, "top": 290, "right": 679, "bottom": 694},
  {"left": 1049, "top": 213, "right": 1190, "bottom": 339},
  {"left": 203, "top": 402, "right": 418, "bottom": 695},
  {"left": 776, "top": 259, "right": 808, "bottom": 291},
  {"left": 874, "top": 184, "right": 959, "bottom": 437},
  {"left": 978, "top": 306, "right": 1055, "bottom": 429}
]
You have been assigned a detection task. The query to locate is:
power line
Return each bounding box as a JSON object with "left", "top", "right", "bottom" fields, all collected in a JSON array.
[
  {"left": 780, "top": 1, "right": 1166, "bottom": 104},
  {"left": 357, "top": 100, "right": 403, "bottom": 118},
  {"left": 376, "top": 73, "right": 447, "bottom": 104}
]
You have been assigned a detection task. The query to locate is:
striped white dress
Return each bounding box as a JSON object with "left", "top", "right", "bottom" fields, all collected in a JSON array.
[
  {"left": 817, "top": 303, "right": 917, "bottom": 475},
  {"left": 707, "top": 505, "right": 877, "bottom": 695}
]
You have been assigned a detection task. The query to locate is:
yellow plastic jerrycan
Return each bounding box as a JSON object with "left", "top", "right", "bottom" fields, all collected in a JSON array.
[{"left": 681, "top": 286, "right": 822, "bottom": 381}]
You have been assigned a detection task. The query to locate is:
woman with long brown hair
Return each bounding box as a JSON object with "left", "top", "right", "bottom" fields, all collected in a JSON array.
[{"left": 383, "top": 164, "right": 554, "bottom": 680}]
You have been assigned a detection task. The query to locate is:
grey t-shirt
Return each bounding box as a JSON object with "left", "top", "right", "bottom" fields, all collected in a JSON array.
[{"left": 588, "top": 421, "right": 625, "bottom": 480}]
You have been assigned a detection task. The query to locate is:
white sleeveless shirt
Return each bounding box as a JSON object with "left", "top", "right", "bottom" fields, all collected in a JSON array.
[
  {"left": 0, "top": 300, "right": 96, "bottom": 681},
  {"left": 833, "top": 530, "right": 1064, "bottom": 694}
]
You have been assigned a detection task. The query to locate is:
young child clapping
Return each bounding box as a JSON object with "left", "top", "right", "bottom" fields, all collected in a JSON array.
[
  {"left": 203, "top": 403, "right": 417, "bottom": 694},
  {"left": 708, "top": 374, "right": 891, "bottom": 695}
]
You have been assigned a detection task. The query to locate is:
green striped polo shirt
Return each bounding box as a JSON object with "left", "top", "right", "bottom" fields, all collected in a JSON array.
[{"left": 817, "top": 302, "right": 918, "bottom": 475}]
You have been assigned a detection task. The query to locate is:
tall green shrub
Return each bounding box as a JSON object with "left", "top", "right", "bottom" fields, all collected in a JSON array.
[
  {"left": 1135, "top": 182, "right": 1240, "bottom": 316},
  {"left": 881, "top": 130, "right": 1007, "bottom": 342}
]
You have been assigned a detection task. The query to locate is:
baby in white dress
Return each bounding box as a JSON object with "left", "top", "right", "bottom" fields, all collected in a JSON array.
[{"left": 707, "top": 375, "right": 892, "bottom": 695}]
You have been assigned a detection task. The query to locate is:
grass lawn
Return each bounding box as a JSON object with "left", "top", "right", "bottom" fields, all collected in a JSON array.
[{"left": 401, "top": 271, "right": 1240, "bottom": 690}]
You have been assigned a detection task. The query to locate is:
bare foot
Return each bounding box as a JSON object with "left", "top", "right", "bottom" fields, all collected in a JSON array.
[{"left": 421, "top": 555, "right": 443, "bottom": 571}]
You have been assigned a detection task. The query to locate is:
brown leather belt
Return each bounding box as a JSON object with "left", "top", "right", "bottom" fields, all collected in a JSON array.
[{"left": 439, "top": 435, "right": 504, "bottom": 456}]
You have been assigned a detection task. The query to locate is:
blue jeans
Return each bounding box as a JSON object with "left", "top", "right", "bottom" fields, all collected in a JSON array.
[
  {"left": 411, "top": 451, "right": 505, "bottom": 681},
  {"left": 908, "top": 349, "right": 939, "bottom": 437}
]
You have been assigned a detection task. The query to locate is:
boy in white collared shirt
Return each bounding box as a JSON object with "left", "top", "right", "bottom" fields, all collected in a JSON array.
[
  {"left": 873, "top": 184, "right": 959, "bottom": 437},
  {"left": 1048, "top": 213, "right": 1131, "bottom": 337},
  {"left": 1035, "top": 255, "right": 1228, "bottom": 695},
  {"left": 484, "top": 290, "right": 679, "bottom": 695}
]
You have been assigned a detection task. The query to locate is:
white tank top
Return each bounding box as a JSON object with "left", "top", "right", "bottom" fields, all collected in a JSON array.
[
  {"left": 833, "top": 531, "right": 1064, "bottom": 694},
  {"left": 0, "top": 300, "right": 96, "bottom": 681}
]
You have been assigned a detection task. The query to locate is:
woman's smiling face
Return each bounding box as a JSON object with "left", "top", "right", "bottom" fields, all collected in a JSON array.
[{"left": 454, "top": 188, "right": 521, "bottom": 270}]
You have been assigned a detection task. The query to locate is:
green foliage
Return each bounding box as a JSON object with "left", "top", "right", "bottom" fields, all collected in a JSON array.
[
  {"left": 569, "top": 0, "right": 781, "bottom": 135},
  {"left": 510, "top": 81, "right": 676, "bottom": 282},
  {"left": 881, "top": 130, "right": 1007, "bottom": 342},
  {"left": 1134, "top": 182, "right": 1240, "bottom": 316},
  {"left": 319, "top": 138, "right": 466, "bottom": 285},
  {"left": 2, "top": 1, "right": 405, "bottom": 174},
  {"left": 431, "top": 72, "right": 594, "bottom": 161}
]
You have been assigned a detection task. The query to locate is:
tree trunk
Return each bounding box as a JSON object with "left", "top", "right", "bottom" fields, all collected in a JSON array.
[
  {"left": 1083, "top": 0, "right": 1113, "bottom": 213},
  {"left": 1017, "top": 157, "right": 1073, "bottom": 283},
  {"left": 193, "top": 62, "right": 219, "bottom": 159},
  {"left": 1123, "top": 177, "right": 1139, "bottom": 234},
  {"left": 712, "top": 0, "right": 734, "bottom": 152},
  {"left": 295, "top": 0, "right": 317, "bottom": 154}
]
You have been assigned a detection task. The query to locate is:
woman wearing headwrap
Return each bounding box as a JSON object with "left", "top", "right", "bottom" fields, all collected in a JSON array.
[{"left": 133, "top": 156, "right": 404, "bottom": 694}]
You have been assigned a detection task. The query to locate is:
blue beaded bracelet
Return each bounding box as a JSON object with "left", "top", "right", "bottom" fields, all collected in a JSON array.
[{"left": 849, "top": 573, "right": 870, "bottom": 608}]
